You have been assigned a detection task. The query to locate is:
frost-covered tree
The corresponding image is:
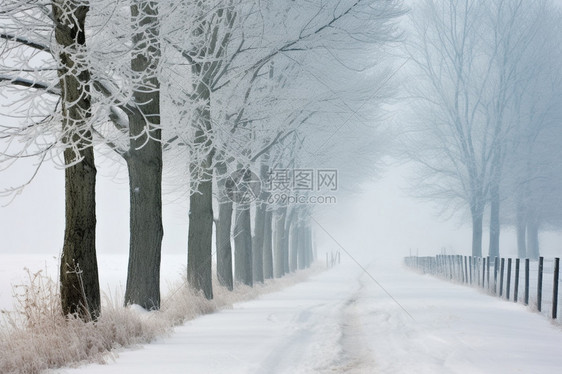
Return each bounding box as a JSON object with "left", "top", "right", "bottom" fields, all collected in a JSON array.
[
  {"left": 1, "top": 0, "right": 166, "bottom": 311},
  {"left": 500, "top": 9, "right": 562, "bottom": 258},
  {"left": 1, "top": 0, "right": 404, "bottom": 311},
  {"left": 405, "top": 0, "right": 557, "bottom": 257},
  {"left": 122, "top": 0, "right": 164, "bottom": 310},
  {"left": 162, "top": 0, "right": 404, "bottom": 293},
  {"left": 0, "top": 0, "right": 101, "bottom": 319}
]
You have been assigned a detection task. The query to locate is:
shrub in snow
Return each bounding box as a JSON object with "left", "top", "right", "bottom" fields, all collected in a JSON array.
[{"left": 0, "top": 264, "right": 321, "bottom": 373}]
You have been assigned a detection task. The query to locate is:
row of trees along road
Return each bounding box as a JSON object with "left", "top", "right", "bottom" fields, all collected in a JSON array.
[
  {"left": 405, "top": 0, "right": 562, "bottom": 259},
  {"left": 0, "top": 1, "right": 404, "bottom": 319}
]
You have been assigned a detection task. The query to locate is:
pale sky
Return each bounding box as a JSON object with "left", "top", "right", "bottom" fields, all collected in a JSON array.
[{"left": 1, "top": 0, "right": 561, "bottom": 260}]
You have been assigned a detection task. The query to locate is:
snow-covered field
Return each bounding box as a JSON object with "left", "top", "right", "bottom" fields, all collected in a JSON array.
[
  {"left": 0, "top": 253, "right": 187, "bottom": 313},
  {"left": 3, "top": 255, "right": 552, "bottom": 374}
]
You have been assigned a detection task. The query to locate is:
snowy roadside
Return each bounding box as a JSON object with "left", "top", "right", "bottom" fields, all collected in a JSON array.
[
  {"left": 355, "top": 257, "right": 562, "bottom": 374},
  {"left": 0, "top": 253, "right": 322, "bottom": 373},
  {"left": 51, "top": 256, "right": 562, "bottom": 374},
  {"left": 0, "top": 254, "right": 187, "bottom": 313},
  {"left": 51, "top": 263, "right": 361, "bottom": 374}
]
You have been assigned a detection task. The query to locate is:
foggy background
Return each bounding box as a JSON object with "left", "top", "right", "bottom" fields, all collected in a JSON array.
[
  {"left": 2, "top": 155, "right": 561, "bottom": 260},
  {"left": 1, "top": 0, "right": 561, "bottom": 263}
]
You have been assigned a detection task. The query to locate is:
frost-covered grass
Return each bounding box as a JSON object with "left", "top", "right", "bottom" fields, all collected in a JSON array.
[{"left": 0, "top": 265, "right": 320, "bottom": 374}]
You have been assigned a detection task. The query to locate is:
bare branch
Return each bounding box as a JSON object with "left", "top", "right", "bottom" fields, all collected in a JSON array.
[
  {"left": 0, "top": 75, "right": 60, "bottom": 95},
  {"left": 0, "top": 33, "right": 51, "bottom": 53}
]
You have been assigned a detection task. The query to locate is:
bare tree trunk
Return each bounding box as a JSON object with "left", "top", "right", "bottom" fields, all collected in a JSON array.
[
  {"left": 215, "top": 161, "right": 233, "bottom": 290},
  {"left": 526, "top": 211, "right": 540, "bottom": 260},
  {"left": 471, "top": 207, "right": 484, "bottom": 257},
  {"left": 187, "top": 59, "right": 214, "bottom": 299},
  {"left": 53, "top": 0, "right": 100, "bottom": 319},
  {"left": 263, "top": 210, "right": 274, "bottom": 279},
  {"left": 61, "top": 147, "right": 99, "bottom": 318},
  {"left": 297, "top": 223, "right": 306, "bottom": 270},
  {"left": 516, "top": 196, "right": 527, "bottom": 258},
  {"left": 187, "top": 167, "right": 214, "bottom": 299},
  {"left": 185, "top": 0, "right": 238, "bottom": 300},
  {"left": 234, "top": 204, "right": 253, "bottom": 286},
  {"left": 273, "top": 207, "right": 287, "bottom": 278},
  {"left": 252, "top": 202, "right": 265, "bottom": 283},
  {"left": 304, "top": 225, "right": 313, "bottom": 268},
  {"left": 124, "top": 1, "right": 163, "bottom": 310},
  {"left": 488, "top": 183, "right": 500, "bottom": 259},
  {"left": 216, "top": 199, "right": 233, "bottom": 290},
  {"left": 252, "top": 161, "right": 270, "bottom": 283},
  {"left": 289, "top": 220, "right": 299, "bottom": 272},
  {"left": 125, "top": 150, "right": 163, "bottom": 309},
  {"left": 282, "top": 217, "right": 291, "bottom": 274},
  {"left": 283, "top": 207, "right": 294, "bottom": 274}
]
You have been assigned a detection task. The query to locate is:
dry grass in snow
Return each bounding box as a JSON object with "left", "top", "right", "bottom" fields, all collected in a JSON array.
[{"left": 0, "top": 265, "right": 322, "bottom": 374}]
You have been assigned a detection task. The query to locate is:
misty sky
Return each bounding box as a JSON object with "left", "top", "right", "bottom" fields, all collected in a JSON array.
[
  {"left": 1, "top": 0, "right": 561, "bottom": 260},
  {"left": 2, "top": 151, "right": 561, "bottom": 260}
]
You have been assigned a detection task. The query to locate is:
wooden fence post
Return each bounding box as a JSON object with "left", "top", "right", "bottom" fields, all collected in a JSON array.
[
  {"left": 525, "top": 258, "right": 530, "bottom": 306},
  {"left": 506, "top": 258, "right": 512, "bottom": 301},
  {"left": 405, "top": 254, "right": 559, "bottom": 321},
  {"left": 486, "top": 256, "right": 491, "bottom": 290},
  {"left": 514, "top": 258, "right": 520, "bottom": 303},
  {"left": 493, "top": 257, "right": 499, "bottom": 294},
  {"left": 474, "top": 257, "right": 478, "bottom": 286},
  {"left": 483, "top": 257, "right": 487, "bottom": 289},
  {"left": 553, "top": 258, "right": 559, "bottom": 320},
  {"left": 499, "top": 258, "right": 505, "bottom": 297},
  {"left": 552, "top": 257, "right": 560, "bottom": 319},
  {"left": 537, "top": 257, "right": 544, "bottom": 312}
]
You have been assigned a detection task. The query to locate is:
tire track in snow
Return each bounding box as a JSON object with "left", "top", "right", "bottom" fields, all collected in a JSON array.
[
  {"left": 322, "top": 272, "right": 377, "bottom": 373},
  {"left": 255, "top": 267, "right": 371, "bottom": 374}
]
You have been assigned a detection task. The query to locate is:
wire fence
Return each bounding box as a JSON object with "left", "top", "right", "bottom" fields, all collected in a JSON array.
[{"left": 404, "top": 254, "right": 561, "bottom": 320}]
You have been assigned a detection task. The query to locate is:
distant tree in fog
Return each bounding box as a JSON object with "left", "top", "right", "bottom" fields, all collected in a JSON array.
[
  {"left": 405, "top": 0, "right": 562, "bottom": 258},
  {"left": 501, "top": 18, "right": 562, "bottom": 258}
]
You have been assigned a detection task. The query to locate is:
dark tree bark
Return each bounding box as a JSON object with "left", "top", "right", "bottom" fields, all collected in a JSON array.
[
  {"left": 297, "top": 223, "right": 306, "bottom": 270},
  {"left": 526, "top": 211, "right": 540, "bottom": 260},
  {"left": 516, "top": 199, "right": 527, "bottom": 258},
  {"left": 124, "top": 1, "right": 163, "bottom": 310},
  {"left": 308, "top": 228, "right": 316, "bottom": 266},
  {"left": 252, "top": 202, "right": 265, "bottom": 283},
  {"left": 53, "top": 0, "right": 100, "bottom": 319},
  {"left": 187, "top": 62, "right": 214, "bottom": 299},
  {"left": 215, "top": 161, "right": 233, "bottom": 290},
  {"left": 302, "top": 226, "right": 309, "bottom": 268},
  {"left": 263, "top": 210, "right": 274, "bottom": 279},
  {"left": 234, "top": 204, "right": 253, "bottom": 286},
  {"left": 471, "top": 203, "right": 484, "bottom": 257},
  {"left": 125, "top": 146, "right": 163, "bottom": 309},
  {"left": 252, "top": 161, "right": 270, "bottom": 284},
  {"left": 187, "top": 169, "right": 214, "bottom": 299},
  {"left": 282, "top": 213, "right": 291, "bottom": 274},
  {"left": 273, "top": 207, "right": 287, "bottom": 278},
  {"left": 488, "top": 183, "right": 500, "bottom": 259},
  {"left": 186, "top": 0, "right": 237, "bottom": 300},
  {"left": 289, "top": 220, "right": 299, "bottom": 272}
]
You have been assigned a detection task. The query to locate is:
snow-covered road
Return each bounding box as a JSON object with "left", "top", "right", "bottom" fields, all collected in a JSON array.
[{"left": 53, "top": 257, "right": 562, "bottom": 374}]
